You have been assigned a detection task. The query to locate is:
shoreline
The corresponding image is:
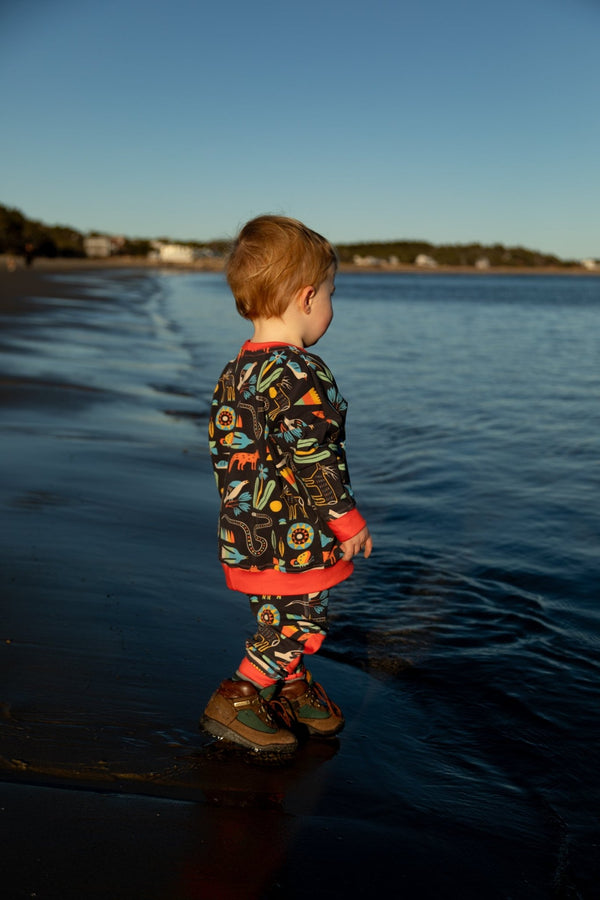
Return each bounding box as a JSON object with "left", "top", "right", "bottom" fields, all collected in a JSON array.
[{"left": 2, "top": 253, "right": 598, "bottom": 279}]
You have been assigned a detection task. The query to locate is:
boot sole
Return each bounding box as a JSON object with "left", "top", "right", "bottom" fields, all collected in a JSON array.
[
  {"left": 200, "top": 715, "right": 297, "bottom": 756},
  {"left": 303, "top": 718, "right": 345, "bottom": 738}
]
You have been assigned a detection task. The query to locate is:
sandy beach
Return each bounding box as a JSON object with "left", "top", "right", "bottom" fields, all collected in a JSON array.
[{"left": 0, "top": 264, "right": 586, "bottom": 898}]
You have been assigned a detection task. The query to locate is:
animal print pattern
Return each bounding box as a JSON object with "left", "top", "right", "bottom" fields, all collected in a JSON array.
[
  {"left": 209, "top": 342, "right": 357, "bottom": 586},
  {"left": 242, "top": 590, "right": 330, "bottom": 682}
]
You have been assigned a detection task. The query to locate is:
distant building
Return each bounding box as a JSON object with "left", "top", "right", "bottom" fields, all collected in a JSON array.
[
  {"left": 415, "top": 253, "right": 437, "bottom": 268},
  {"left": 475, "top": 257, "right": 490, "bottom": 270},
  {"left": 84, "top": 235, "right": 113, "bottom": 258},
  {"left": 581, "top": 258, "right": 598, "bottom": 271},
  {"left": 353, "top": 254, "right": 382, "bottom": 267},
  {"left": 151, "top": 242, "right": 196, "bottom": 264}
]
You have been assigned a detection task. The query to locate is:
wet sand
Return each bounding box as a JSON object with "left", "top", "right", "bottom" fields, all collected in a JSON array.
[{"left": 0, "top": 265, "right": 572, "bottom": 898}]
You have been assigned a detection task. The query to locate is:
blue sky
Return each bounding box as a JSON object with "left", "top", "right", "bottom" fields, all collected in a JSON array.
[{"left": 1, "top": 0, "right": 598, "bottom": 258}]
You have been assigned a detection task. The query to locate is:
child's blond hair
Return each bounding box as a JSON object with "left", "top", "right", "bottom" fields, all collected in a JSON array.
[{"left": 226, "top": 215, "right": 337, "bottom": 320}]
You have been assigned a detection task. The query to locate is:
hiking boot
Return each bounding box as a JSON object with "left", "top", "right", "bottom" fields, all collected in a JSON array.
[
  {"left": 200, "top": 679, "right": 297, "bottom": 755},
  {"left": 278, "top": 671, "right": 344, "bottom": 738}
]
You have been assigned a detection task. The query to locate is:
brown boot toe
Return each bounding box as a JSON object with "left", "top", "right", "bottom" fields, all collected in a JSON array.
[
  {"left": 278, "top": 672, "right": 344, "bottom": 738},
  {"left": 201, "top": 679, "right": 297, "bottom": 755}
]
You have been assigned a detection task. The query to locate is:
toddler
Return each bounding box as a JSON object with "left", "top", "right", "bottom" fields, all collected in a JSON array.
[{"left": 201, "top": 215, "right": 372, "bottom": 756}]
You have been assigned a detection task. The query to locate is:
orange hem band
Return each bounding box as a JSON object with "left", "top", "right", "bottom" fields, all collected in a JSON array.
[{"left": 223, "top": 559, "right": 354, "bottom": 595}]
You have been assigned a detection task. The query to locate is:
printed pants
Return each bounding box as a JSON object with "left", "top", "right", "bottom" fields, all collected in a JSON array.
[{"left": 237, "top": 590, "right": 330, "bottom": 687}]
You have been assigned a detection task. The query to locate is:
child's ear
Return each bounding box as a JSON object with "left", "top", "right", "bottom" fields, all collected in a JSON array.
[{"left": 298, "top": 285, "right": 316, "bottom": 313}]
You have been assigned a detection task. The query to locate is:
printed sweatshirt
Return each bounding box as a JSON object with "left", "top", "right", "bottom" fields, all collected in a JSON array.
[{"left": 208, "top": 340, "right": 366, "bottom": 594}]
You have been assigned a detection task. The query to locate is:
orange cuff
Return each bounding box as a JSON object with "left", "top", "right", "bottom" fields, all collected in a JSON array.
[{"left": 327, "top": 507, "right": 367, "bottom": 542}]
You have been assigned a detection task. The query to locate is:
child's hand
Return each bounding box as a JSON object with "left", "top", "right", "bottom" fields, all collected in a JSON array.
[{"left": 340, "top": 525, "right": 372, "bottom": 562}]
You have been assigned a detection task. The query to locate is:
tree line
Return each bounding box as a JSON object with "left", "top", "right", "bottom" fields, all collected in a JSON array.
[
  {"left": 0, "top": 202, "right": 576, "bottom": 267},
  {"left": 0, "top": 203, "right": 232, "bottom": 259},
  {"left": 0, "top": 203, "right": 85, "bottom": 258},
  {"left": 336, "top": 240, "right": 574, "bottom": 268}
]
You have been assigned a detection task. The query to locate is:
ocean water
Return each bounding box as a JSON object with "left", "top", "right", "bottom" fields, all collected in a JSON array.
[
  {"left": 156, "top": 269, "right": 600, "bottom": 889},
  {"left": 4, "top": 267, "right": 598, "bottom": 895}
]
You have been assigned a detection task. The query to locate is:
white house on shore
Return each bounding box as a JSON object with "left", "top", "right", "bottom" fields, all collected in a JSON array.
[
  {"left": 353, "top": 254, "right": 382, "bottom": 267},
  {"left": 415, "top": 253, "right": 437, "bottom": 268},
  {"left": 84, "top": 235, "right": 126, "bottom": 257},
  {"left": 150, "top": 242, "right": 196, "bottom": 264},
  {"left": 84, "top": 235, "right": 114, "bottom": 258}
]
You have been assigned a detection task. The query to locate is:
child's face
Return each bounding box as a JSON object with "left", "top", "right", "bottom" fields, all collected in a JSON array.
[{"left": 304, "top": 266, "right": 336, "bottom": 347}]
